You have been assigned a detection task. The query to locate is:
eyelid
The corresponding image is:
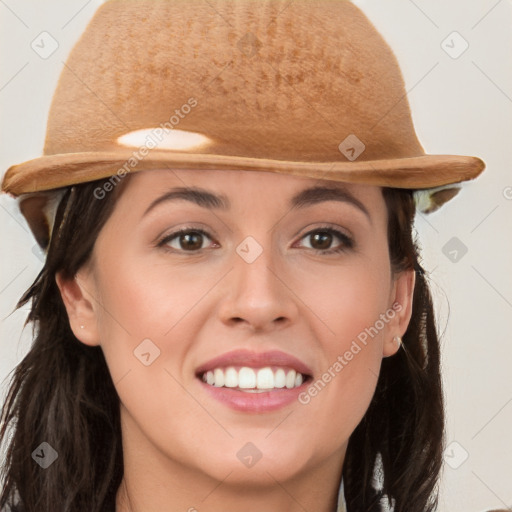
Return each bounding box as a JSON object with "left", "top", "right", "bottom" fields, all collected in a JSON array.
[
  {"left": 293, "top": 222, "right": 354, "bottom": 243},
  {"left": 156, "top": 226, "right": 217, "bottom": 251},
  {"left": 294, "top": 225, "right": 355, "bottom": 252},
  {"left": 156, "top": 223, "right": 355, "bottom": 254},
  {"left": 154, "top": 221, "right": 216, "bottom": 241}
]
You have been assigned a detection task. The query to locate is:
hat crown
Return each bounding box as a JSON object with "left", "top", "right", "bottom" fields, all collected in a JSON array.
[{"left": 44, "top": 0, "right": 425, "bottom": 162}]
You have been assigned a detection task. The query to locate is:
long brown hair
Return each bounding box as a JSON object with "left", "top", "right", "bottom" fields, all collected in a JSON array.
[
  {"left": 0, "top": 179, "right": 444, "bottom": 512},
  {"left": 342, "top": 187, "right": 444, "bottom": 511}
]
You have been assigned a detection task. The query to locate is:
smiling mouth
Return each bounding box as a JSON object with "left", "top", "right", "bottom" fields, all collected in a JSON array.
[{"left": 198, "top": 366, "right": 311, "bottom": 392}]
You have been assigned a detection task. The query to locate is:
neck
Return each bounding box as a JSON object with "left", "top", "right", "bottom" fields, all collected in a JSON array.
[
  {"left": 115, "top": 418, "right": 346, "bottom": 512},
  {"left": 116, "top": 472, "right": 344, "bottom": 512}
]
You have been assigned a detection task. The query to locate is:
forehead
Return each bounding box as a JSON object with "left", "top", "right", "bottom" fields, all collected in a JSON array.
[
  {"left": 91, "top": 168, "right": 391, "bottom": 266},
  {"left": 101, "top": 169, "right": 390, "bottom": 237},
  {"left": 122, "top": 168, "right": 383, "bottom": 207}
]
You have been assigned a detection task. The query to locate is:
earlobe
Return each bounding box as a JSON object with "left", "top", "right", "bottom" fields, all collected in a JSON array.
[
  {"left": 383, "top": 269, "right": 416, "bottom": 357},
  {"left": 55, "top": 271, "right": 101, "bottom": 346}
]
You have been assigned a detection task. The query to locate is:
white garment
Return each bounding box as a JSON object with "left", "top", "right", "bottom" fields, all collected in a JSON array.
[{"left": 336, "top": 477, "right": 347, "bottom": 512}]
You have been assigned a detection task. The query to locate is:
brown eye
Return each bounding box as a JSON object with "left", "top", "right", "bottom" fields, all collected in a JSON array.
[
  {"left": 299, "top": 227, "right": 354, "bottom": 254},
  {"left": 177, "top": 232, "right": 205, "bottom": 251},
  {"left": 309, "top": 231, "right": 334, "bottom": 250},
  {"left": 159, "top": 229, "right": 213, "bottom": 252}
]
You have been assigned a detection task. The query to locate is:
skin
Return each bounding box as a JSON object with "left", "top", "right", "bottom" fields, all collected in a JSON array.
[{"left": 57, "top": 169, "right": 415, "bottom": 512}]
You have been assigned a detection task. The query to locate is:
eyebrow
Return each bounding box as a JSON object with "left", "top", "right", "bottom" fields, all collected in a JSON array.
[
  {"left": 289, "top": 185, "right": 371, "bottom": 221},
  {"left": 144, "top": 187, "right": 230, "bottom": 216},
  {"left": 143, "top": 184, "right": 371, "bottom": 221}
]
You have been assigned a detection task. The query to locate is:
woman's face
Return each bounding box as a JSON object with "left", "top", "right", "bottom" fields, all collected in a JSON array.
[{"left": 59, "top": 169, "right": 414, "bottom": 487}]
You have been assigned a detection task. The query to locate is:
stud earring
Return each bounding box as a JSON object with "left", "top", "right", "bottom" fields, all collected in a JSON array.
[
  {"left": 80, "top": 325, "right": 85, "bottom": 329},
  {"left": 393, "top": 335, "right": 402, "bottom": 349}
]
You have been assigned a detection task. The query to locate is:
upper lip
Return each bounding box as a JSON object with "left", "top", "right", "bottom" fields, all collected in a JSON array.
[{"left": 195, "top": 349, "right": 313, "bottom": 377}]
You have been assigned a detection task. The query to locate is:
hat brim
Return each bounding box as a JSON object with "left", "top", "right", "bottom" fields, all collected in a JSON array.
[{"left": 1, "top": 150, "right": 485, "bottom": 197}]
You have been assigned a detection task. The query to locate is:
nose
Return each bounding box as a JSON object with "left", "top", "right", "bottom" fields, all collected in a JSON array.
[{"left": 217, "top": 241, "right": 299, "bottom": 333}]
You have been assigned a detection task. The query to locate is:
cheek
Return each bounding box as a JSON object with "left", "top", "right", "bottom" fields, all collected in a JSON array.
[
  {"left": 292, "top": 257, "right": 392, "bottom": 444},
  {"left": 89, "top": 250, "right": 224, "bottom": 388},
  {"left": 291, "top": 250, "right": 392, "bottom": 347},
  {"left": 89, "top": 254, "right": 212, "bottom": 458},
  {"left": 92, "top": 251, "right": 215, "bottom": 341}
]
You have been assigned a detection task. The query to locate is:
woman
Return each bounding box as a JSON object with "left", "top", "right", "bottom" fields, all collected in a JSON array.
[{"left": 0, "top": 1, "right": 487, "bottom": 511}]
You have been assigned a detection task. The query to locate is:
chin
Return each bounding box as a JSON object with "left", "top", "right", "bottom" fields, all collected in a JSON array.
[{"left": 189, "top": 438, "right": 316, "bottom": 485}]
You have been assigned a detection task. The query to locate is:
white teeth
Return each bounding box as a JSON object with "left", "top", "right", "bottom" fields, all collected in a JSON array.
[
  {"left": 256, "top": 367, "right": 274, "bottom": 389},
  {"left": 285, "top": 369, "right": 296, "bottom": 389},
  {"left": 213, "top": 368, "right": 224, "bottom": 387},
  {"left": 201, "top": 366, "right": 306, "bottom": 390},
  {"left": 238, "top": 367, "right": 256, "bottom": 388},
  {"left": 224, "top": 367, "right": 238, "bottom": 388},
  {"left": 274, "top": 368, "right": 286, "bottom": 388}
]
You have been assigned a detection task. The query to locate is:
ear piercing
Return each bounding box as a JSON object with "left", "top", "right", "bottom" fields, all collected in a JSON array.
[{"left": 80, "top": 325, "right": 85, "bottom": 329}]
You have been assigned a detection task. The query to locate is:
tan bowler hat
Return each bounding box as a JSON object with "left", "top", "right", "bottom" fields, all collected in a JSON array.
[{"left": 1, "top": 0, "right": 485, "bottom": 244}]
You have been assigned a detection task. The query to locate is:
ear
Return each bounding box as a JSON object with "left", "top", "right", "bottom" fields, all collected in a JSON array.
[
  {"left": 382, "top": 268, "right": 416, "bottom": 357},
  {"left": 55, "top": 270, "right": 101, "bottom": 346}
]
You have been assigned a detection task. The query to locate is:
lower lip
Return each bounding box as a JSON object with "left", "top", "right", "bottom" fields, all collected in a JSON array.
[{"left": 197, "top": 378, "right": 309, "bottom": 413}]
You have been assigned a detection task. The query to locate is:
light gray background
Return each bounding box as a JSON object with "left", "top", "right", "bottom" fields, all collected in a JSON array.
[{"left": 1, "top": 1, "right": 511, "bottom": 510}]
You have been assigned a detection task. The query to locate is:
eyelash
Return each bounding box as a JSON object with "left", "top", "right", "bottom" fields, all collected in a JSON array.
[{"left": 156, "top": 226, "right": 354, "bottom": 255}]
